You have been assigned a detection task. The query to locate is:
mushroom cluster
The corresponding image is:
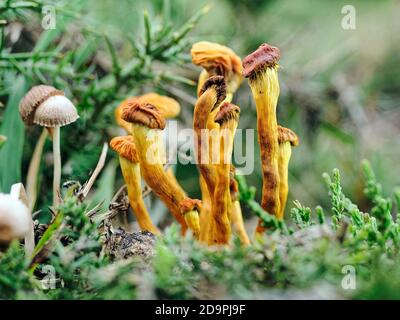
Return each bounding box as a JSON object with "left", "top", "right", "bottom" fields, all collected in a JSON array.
[
  {"left": 108, "top": 41, "right": 298, "bottom": 246},
  {"left": 11, "top": 42, "right": 298, "bottom": 249}
]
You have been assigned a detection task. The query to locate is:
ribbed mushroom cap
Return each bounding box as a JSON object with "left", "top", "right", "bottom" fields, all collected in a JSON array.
[
  {"left": 115, "top": 93, "right": 180, "bottom": 129},
  {"left": 114, "top": 101, "right": 133, "bottom": 132},
  {"left": 179, "top": 198, "right": 202, "bottom": 214},
  {"left": 140, "top": 93, "right": 180, "bottom": 119},
  {"left": 242, "top": 43, "right": 280, "bottom": 78},
  {"left": 278, "top": 126, "right": 299, "bottom": 147},
  {"left": 0, "top": 193, "right": 30, "bottom": 244},
  {"left": 32, "top": 95, "right": 79, "bottom": 127},
  {"left": 121, "top": 101, "right": 166, "bottom": 130},
  {"left": 19, "top": 85, "right": 64, "bottom": 125},
  {"left": 109, "top": 136, "right": 139, "bottom": 163},
  {"left": 191, "top": 41, "right": 242, "bottom": 78},
  {"left": 214, "top": 101, "right": 240, "bottom": 125},
  {"left": 198, "top": 75, "right": 227, "bottom": 107},
  {"left": 191, "top": 41, "right": 243, "bottom": 93}
]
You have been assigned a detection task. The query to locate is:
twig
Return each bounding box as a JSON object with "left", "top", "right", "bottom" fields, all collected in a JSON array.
[{"left": 79, "top": 143, "right": 108, "bottom": 199}]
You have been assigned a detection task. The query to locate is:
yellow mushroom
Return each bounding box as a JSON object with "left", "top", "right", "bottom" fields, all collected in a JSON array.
[
  {"left": 208, "top": 102, "right": 240, "bottom": 245},
  {"left": 277, "top": 126, "right": 299, "bottom": 219},
  {"left": 121, "top": 102, "right": 200, "bottom": 238},
  {"left": 110, "top": 136, "right": 160, "bottom": 235},
  {"left": 242, "top": 43, "right": 281, "bottom": 235}
]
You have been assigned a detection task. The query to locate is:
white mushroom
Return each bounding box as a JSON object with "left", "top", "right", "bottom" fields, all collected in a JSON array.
[{"left": 0, "top": 193, "right": 30, "bottom": 245}]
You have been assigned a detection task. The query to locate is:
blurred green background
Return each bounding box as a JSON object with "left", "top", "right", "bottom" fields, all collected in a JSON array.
[{"left": 1, "top": 0, "right": 399, "bottom": 226}]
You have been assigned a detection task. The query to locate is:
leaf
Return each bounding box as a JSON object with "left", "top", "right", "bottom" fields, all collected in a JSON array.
[
  {"left": 0, "top": 135, "right": 6, "bottom": 150},
  {"left": 0, "top": 75, "right": 27, "bottom": 193}
]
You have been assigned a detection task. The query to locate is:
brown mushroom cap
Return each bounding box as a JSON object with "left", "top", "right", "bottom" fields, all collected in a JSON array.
[
  {"left": 198, "top": 75, "right": 227, "bottom": 106},
  {"left": 278, "top": 126, "right": 299, "bottom": 147},
  {"left": 121, "top": 101, "right": 166, "bottom": 130},
  {"left": 110, "top": 136, "right": 139, "bottom": 163},
  {"left": 191, "top": 41, "right": 242, "bottom": 77},
  {"left": 214, "top": 101, "right": 240, "bottom": 125},
  {"left": 242, "top": 43, "right": 280, "bottom": 78},
  {"left": 179, "top": 198, "right": 202, "bottom": 214},
  {"left": 19, "top": 85, "right": 64, "bottom": 125},
  {"left": 33, "top": 95, "right": 79, "bottom": 127}
]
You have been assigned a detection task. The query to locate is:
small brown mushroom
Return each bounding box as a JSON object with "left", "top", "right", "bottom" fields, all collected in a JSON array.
[
  {"left": 110, "top": 136, "right": 160, "bottom": 235},
  {"left": 19, "top": 85, "right": 79, "bottom": 208},
  {"left": 242, "top": 43, "right": 281, "bottom": 235}
]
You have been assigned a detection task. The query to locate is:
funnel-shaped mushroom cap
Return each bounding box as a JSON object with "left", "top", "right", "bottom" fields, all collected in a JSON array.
[
  {"left": 242, "top": 43, "right": 280, "bottom": 78},
  {"left": 140, "top": 93, "right": 180, "bottom": 119},
  {"left": 278, "top": 126, "right": 299, "bottom": 147},
  {"left": 33, "top": 95, "right": 79, "bottom": 128},
  {"left": 115, "top": 93, "right": 180, "bottom": 130},
  {"left": 19, "top": 85, "right": 63, "bottom": 125},
  {"left": 110, "top": 136, "right": 139, "bottom": 163},
  {"left": 214, "top": 102, "right": 240, "bottom": 125},
  {"left": 115, "top": 102, "right": 133, "bottom": 132},
  {"left": 0, "top": 193, "right": 30, "bottom": 244},
  {"left": 121, "top": 101, "right": 166, "bottom": 130},
  {"left": 191, "top": 41, "right": 243, "bottom": 93},
  {"left": 199, "top": 75, "right": 227, "bottom": 107},
  {"left": 179, "top": 198, "right": 202, "bottom": 214}
]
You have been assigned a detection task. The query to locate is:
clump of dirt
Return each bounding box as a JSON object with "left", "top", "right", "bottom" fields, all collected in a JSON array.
[{"left": 104, "top": 225, "right": 156, "bottom": 261}]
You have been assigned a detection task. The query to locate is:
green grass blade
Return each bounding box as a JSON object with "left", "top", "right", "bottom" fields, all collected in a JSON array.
[{"left": 0, "top": 75, "right": 27, "bottom": 193}]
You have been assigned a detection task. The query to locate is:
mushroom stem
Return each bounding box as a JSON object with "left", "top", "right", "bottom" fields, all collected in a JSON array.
[
  {"left": 119, "top": 156, "right": 160, "bottom": 234},
  {"left": 193, "top": 76, "right": 226, "bottom": 195},
  {"left": 199, "top": 175, "right": 212, "bottom": 243},
  {"left": 52, "top": 125, "right": 61, "bottom": 207},
  {"left": 229, "top": 169, "right": 250, "bottom": 245},
  {"left": 243, "top": 44, "right": 281, "bottom": 235},
  {"left": 277, "top": 126, "right": 299, "bottom": 218},
  {"left": 123, "top": 103, "right": 200, "bottom": 238},
  {"left": 26, "top": 128, "right": 48, "bottom": 211},
  {"left": 231, "top": 200, "right": 250, "bottom": 245},
  {"left": 209, "top": 102, "right": 240, "bottom": 245},
  {"left": 277, "top": 143, "right": 291, "bottom": 219}
]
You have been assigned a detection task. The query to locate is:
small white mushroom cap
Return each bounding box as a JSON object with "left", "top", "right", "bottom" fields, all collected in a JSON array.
[
  {"left": 33, "top": 95, "right": 79, "bottom": 127},
  {"left": 0, "top": 193, "right": 30, "bottom": 244}
]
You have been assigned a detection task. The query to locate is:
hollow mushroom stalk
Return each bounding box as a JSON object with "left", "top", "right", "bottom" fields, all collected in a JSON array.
[
  {"left": 242, "top": 43, "right": 281, "bottom": 234},
  {"left": 0, "top": 193, "right": 30, "bottom": 247},
  {"left": 229, "top": 166, "right": 250, "bottom": 245},
  {"left": 110, "top": 136, "right": 160, "bottom": 235},
  {"left": 19, "top": 86, "right": 79, "bottom": 208},
  {"left": 277, "top": 126, "right": 299, "bottom": 219},
  {"left": 193, "top": 76, "right": 227, "bottom": 196},
  {"left": 121, "top": 102, "right": 200, "bottom": 238},
  {"left": 209, "top": 102, "right": 240, "bottom": 245}
]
